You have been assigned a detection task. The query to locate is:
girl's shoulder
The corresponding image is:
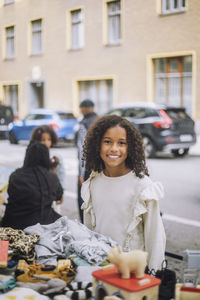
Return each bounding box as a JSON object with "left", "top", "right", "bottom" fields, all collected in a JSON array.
[
  {"left": 138, "top": 176, "right": 164, "bottom": 202},
  {"left": 86, "top": 171, "right": 100, "bottom": 181},
  {"left": 126, "top": 172, "right": 164, "bottom": 201}
]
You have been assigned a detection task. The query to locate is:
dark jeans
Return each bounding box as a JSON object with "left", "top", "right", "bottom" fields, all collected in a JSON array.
[{"left": 77, "top": 170, "right": 91, "bottom": 223}]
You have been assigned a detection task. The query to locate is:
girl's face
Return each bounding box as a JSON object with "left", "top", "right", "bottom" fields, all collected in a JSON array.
[
  {"left": 100, "top": 125, "right": 129, "bottom": 176},
  {"left": 40, "top": 132, "right": 52, "bottom": 149}
]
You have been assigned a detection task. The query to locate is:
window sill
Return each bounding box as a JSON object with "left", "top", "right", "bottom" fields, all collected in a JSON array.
[
  {"left": 30, "top": 53, "right": 43, "bottom": 57},
  {"left": 4, "top": 57, "right": 15, "bottom": 61},
  {"left": 4, "top": 3, "right": 14, "bottom": 6},
  {"left": 68, "top": 47, "right": 84, "bottom": 52},
  {"left": 105, "top": 42, "right": 122, "bottom": 47},
  {"left": 160, "top": 10, "right": 186, "bottom": 16}
]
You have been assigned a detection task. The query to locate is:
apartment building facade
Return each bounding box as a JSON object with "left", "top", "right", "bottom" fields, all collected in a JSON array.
[{"left": 0, "top": 0, "right": 199, "bottom": 120}]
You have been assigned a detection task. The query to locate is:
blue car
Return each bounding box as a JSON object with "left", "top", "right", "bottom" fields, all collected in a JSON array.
[{"left": 8, "top": 108, "right": 78, "bottom": 144}]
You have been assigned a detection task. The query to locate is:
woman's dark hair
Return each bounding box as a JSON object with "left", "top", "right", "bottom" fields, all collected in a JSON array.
[
  {"left": 23, "top": 141, "right": 50, "bottom": 169},
  {"left": 82, "top": 115, "right": 149, "bottom": 178},
  {"left": 31, "top": 125, "right": 58, "bottom": 146}
]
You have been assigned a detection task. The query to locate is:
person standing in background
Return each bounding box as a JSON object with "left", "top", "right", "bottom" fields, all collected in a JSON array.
[{"left": 77, "top": 99, "right": 98, "bottom": 223}]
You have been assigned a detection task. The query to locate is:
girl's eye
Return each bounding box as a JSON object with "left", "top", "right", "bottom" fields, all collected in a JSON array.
[
  {"left": 119, "top": 141, "right": 126, "bottom": 145},
  {"left": 104, "top": 140, "right": 111, "bottom": 144}
]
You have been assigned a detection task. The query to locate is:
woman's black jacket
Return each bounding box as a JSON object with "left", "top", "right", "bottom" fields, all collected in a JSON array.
[{"left": 2, "top": 165, "right": 63, "bottom": 230}]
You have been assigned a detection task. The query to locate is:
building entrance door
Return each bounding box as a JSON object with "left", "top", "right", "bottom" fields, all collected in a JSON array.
[{"left": 28, "top": 81, "right": 44, "bottom": 110}]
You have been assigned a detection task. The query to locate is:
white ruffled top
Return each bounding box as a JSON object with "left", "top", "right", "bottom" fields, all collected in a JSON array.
[{"left": 81, "top": 171, "right": 166, "bottom": 270}]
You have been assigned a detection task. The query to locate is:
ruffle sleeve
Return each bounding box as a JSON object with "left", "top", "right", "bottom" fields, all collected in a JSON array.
[
  {"left": 81, "top": 171, "right": 98, "bottom": 229},
  {"left": 126, "top": 180, "right": 164, "bottom": 235},
  {"left": 125, "top": 178, "right": 165, "bottom": 270}
]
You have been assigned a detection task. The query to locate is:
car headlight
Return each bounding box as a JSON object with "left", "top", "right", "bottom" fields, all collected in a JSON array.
[
  {"left": 14, "top": 120, "right": 24, "bottom": 126},
  {"left": 74, "top": 123, "right": 80, "bottom": 132},
  {"left": 8, "top": 123, "right": 13, "bottom": 130}
]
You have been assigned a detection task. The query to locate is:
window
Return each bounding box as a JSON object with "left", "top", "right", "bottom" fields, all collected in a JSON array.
[
  {"left": 78, "top": 79, "right": 113, "bottom": 115},
  {"left": 3, "top": 85, "right": 18, "bottom": 115},
  {"left": 31, "top": 19, "right": 42, "bottom": 55},
  {"left": 162, "top": 0, "right": 186, "bottom": 14},
  {"left": 4, "top": 0, "right": 14, "bottom": 4},
  {"left": 107, "top": 0, "right": 121, "bottom": 44},
  {"left": 154, "top": 56, "right": 192, "bottom": 115},
  {"left": 5, "top": 26, "right": 15, "bottom": 59},
  {"left": 71, "top": 9, "right": 84, "bottom": 49}
]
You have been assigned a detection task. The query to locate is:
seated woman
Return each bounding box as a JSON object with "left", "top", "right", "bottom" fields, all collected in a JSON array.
[{"left": 1, "top": 141, "right": 63, "bottom": 230}]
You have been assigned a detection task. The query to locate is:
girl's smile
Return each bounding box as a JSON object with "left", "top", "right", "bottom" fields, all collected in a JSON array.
[{"left": 100, "top": 125, "right": 131, "bottom": 177}]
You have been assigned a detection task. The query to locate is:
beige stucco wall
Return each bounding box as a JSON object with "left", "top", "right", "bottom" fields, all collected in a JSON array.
[{"left": 0, "top": 0, "right": 200, "bottom": 119}]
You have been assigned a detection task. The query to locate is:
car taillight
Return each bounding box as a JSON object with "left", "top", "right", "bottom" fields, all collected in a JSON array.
[
  {"left": 50, "top": 123, "right": 60, "bottom": 130},
  {"left": 153, "top": 110, "right": 172, "bottom": 129}
]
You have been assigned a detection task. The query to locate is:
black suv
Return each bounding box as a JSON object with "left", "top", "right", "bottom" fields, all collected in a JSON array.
[
  {"left": 0, "top": 104, "right": 14, "bottom": 139},
  {"left": 106, "top": 103, "right": 196, "bottom": 158}
]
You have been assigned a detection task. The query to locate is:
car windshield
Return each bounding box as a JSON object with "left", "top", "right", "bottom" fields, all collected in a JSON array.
[
  {"left": 165, "top": 109, "right": 190, "bottom": 120},
  {"left": 124, "top": 108, "right": 159, "bottom": 118},
  {"left": 107, "top": 107, "right": 159, "bottom": 118},
  {"left": 0, "top": 106, "right": 13, "bottom": 119},
  {"left": 25, "top": 114, "right": 52, "bottom": 120},
  {"left": 107, "top": 109, "right": 123, "bottom": 117},
  {"left": 58, "top": 113, "right": 75, "bottom": 120}
]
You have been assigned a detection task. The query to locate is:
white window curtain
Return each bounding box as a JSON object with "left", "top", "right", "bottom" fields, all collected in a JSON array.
[
  {"left": 183, "top": 76, "right": 192, "bottom": 115},
  {"left": 71, "top": 9, "right": 84, "bottom": 49},
  {"left": 155, "top": 77, "right": 166, "bottom": 105},
  {"left": 6, "top": 26, "right": 15, "bottom": 58},
  {"left": 4, "top": 85, "right": 18, "bottom": 115},
  {"left": 108, "top": 0, "right": 121, "bottom": 44},
  {"left": 154, "top": 56, "right": 192, "bottom": 115},
  {"left": 79, "top": 80, "right": 113, "bottom": 115},
  {"left": 168, "top": 75, "right": 181, "bottom": 107},
  {"left": 32, "top": 19, "right": 42, "bottom": 54}
]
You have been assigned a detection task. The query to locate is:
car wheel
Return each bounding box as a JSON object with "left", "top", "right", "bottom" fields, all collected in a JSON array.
[
  {"left": 171, "top": 148, "right": 189, "bottom": 157},
  {"left": 9, "top": 131, "right": 18, "bottom": 144},
  {"left": 142, "top": 136, "right": 156, "bottom": 158}
]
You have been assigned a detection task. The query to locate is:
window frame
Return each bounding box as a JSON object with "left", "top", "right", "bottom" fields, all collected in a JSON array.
[
  {"left": 5, "top": 25, "right": 15, "bottom": 59},
  {"left": 31, "top": 18, "right": 43, "bottom": 56},
  {"left": 2, "top": 84, "right": 19, "bottom": 116},
  {"left": 162, "top": 0, "right": 186, "bottom": 15},
  {"left": 71, "top": 8, "right": 84, "bottom": 50},
  {"left": 103, "top": 0, "right": 123, "bottom": 46},
  {"left": 67, "top": 7, "right": 84, "bottom": 51},
  {"left": 107, "top": 0, "right": 121, "bottom": 45},
  {"left": 154, "top": 55, "right": 192, "bottom": 114}
]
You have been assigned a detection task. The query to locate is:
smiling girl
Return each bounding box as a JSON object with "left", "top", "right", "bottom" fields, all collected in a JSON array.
[{"left": 81, "top": 115, "right": 166, "bottom": 270}]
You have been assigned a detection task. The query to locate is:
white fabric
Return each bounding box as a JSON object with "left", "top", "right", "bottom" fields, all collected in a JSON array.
[{"left": 81, "top": 171, "right": 166, "bottom": 270}]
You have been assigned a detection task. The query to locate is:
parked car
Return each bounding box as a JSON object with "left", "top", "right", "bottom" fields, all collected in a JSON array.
[
  {"left": 0, "top": 104, "right": 14, "bottom": 139},
  {"left": 106, "top": 102, "right": 196, "bottom": 158},
  {"left": 8, "top": 108, "right": 78, "bottom": 144}
]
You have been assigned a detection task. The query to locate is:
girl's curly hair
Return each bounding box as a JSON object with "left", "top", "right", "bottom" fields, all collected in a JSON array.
[
  {"left": 82, "top": 115, "right": 149, "bottom": 178},
  {"left": 31, "top": 125, "right": 58, "bottom": 146}
]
